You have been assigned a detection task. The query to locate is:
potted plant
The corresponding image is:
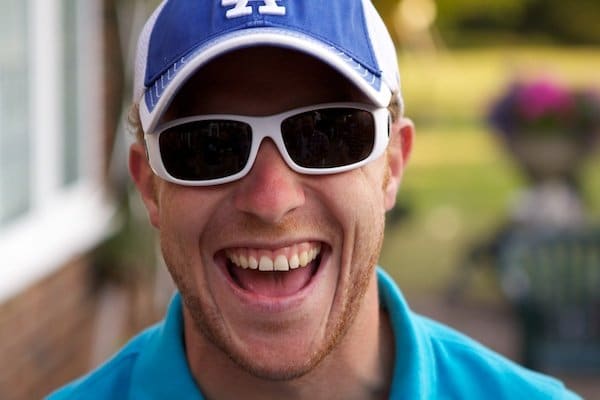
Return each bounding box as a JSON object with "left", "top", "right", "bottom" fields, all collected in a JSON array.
[{"left": 488, "top": 78, "right": 600, "bottom": 184}]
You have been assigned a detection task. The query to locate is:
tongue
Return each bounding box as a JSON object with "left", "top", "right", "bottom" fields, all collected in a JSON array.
[{"left": 232, "top": 263, "right": 316, "bottom": 297}]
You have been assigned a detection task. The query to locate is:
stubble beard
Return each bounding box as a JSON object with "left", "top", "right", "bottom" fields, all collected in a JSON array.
[{"left": 160, "top": 218, "right": 385, "bottom": 382}]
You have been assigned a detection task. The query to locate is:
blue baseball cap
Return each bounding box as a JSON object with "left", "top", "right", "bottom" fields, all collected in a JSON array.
[{"left": 134, "top": 0, "right": 402, "bottom": 133}]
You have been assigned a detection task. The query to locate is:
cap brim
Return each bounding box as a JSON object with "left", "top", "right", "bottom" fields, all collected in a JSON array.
[{"left": 139, "top": 28, "right": 392, "bottom": 133}]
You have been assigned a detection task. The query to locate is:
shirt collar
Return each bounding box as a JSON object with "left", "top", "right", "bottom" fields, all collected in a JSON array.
[
  {"left": 377, "top": 267, "right": 435, "bottom": 399},
  {"left": 129, "top": 268, "right": 432, "bottom": 399},
  {"left": 129, "top": 292, "right": 204, "bottom": 399}
]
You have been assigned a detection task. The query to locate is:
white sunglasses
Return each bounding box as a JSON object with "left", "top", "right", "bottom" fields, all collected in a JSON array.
[{"left": 144, "top": 102, "right": 391, "bottom": 186}]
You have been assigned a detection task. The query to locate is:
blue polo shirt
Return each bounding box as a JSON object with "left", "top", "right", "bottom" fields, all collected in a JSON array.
[{"left": 47, "top": 268, "right": 580, "bottom": 399}]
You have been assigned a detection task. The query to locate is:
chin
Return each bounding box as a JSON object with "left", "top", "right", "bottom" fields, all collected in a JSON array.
[{"left": 228, "top": 350, "right": 322, "bottom": 381}]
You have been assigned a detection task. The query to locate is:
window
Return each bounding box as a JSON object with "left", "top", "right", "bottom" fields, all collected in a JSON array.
[
  {"left": 0, "top": 0, "right": 31, "bottom": 224},
  {"left": 62, "top": 0, "right": 82, "bottom": 185},
  {"left": 0, "top": 0, "right": 114, "bottom": 302}
]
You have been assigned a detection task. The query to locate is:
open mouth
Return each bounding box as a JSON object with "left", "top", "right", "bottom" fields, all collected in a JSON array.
[{"left": 223, "top": 242, "right": 323, "bottom": 298}]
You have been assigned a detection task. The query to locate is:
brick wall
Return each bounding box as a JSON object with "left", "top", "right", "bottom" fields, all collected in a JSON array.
[
  {"left": 0, "top": 254, "right": 169, "bottom": 400},
  {"left": 0, "top": 258, "right": 95, "bottom": 400}
]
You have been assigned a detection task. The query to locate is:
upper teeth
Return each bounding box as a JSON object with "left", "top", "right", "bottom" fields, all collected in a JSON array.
[{"left": 227, "top": 243, "right": 321, "bottom": 272}]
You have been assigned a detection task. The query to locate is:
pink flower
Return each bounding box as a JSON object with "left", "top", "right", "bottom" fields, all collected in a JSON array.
[
  {"left": 516, "top": 79, "right": 574, "bottom": 121},
  {"left": 488, "top": 77, "right": 600, "bottom": 139}
]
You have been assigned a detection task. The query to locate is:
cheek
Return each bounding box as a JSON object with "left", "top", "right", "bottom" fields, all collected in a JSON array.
[
  {"left": 333, "top": 162, "right": 388, "bottom": 217},
  {"left": 158, "top": 189, "right": 195, "bottom": 242},
  {"left": 348, "top": 164, "right": 387, "bottom": 240},
  {"left": 157, "top": 190, "right": 201, "bottom": 276},
  {"left": 156, "top": 187, "right": 229, "bottom": 300},
  {"left": 317, "top": 164, "right": 388, "bottom": 241},
  {"left": 155, "top": 186, "right": 224, "bottom": 268},
  {"left": 157, "top": 185, "right": 220, "bottom": 232}
]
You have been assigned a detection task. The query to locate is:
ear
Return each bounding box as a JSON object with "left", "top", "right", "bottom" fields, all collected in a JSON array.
[
  {"left": 129, "top": 142, "right": 161, "bottom": 228},
  {"left": 384, "top": 117, "right": 414, "bottom": 211}
]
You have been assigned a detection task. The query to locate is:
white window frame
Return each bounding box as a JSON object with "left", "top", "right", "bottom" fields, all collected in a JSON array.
[{"left": 0, "top": 0, "right": 115, "bottom": 303}]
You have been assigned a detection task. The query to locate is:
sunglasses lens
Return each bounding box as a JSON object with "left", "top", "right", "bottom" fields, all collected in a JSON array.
[
  {"left": 159, "top": 120, "right": 252, "bottom": 181},
  {"left": 281, "top": 108, "right": 375, "bottom": 168}
]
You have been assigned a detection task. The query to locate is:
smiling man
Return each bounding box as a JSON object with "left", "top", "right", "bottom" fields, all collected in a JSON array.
[{"left": 48, "top": 1, "right": 580, "bottom": 399}]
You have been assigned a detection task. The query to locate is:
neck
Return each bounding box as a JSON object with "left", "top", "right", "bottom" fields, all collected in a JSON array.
[{"left": 184, "top": 273, "right": 395, "bottom": 400}]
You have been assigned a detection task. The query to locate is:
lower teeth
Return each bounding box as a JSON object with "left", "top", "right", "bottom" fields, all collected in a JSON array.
[{"left": 227, "top": 254, "right": 322, "bottom": 295}]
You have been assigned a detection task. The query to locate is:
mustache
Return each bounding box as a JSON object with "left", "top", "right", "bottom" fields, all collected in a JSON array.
[{"left": 212, "top": 212, "right": 335, "bottom": 244}]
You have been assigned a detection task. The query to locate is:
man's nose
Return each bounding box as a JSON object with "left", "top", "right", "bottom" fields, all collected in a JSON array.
[{"left": 233, "top": 140, "right": 305, "bottom": 224}]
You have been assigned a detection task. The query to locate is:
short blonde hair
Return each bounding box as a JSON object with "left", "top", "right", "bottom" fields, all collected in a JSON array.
[
  {"left": 387, "top": 92, "right": 403, "bottom": 124},
  {"left": 128, "top": 102, "right": 144, "bottom": 143}
]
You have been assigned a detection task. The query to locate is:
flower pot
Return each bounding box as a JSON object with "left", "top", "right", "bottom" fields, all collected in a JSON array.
[{"left": 507, "top": 136, "right": 584, "bottom": 182}]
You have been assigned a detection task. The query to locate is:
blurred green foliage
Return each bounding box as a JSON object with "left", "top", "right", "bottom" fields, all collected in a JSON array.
[
  {"left": 378, "top": 46, "right": 600, "bottom": 299},
  {"left": 373, "top": 0, "right": 600, "bottom": 45}
]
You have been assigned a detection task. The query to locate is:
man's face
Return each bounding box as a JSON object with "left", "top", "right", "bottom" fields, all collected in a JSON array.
[{"left": 132, "top": 48, "right": 409, "bottom": 380}]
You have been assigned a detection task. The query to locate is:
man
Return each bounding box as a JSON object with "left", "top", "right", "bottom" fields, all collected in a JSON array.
[{"left": 49, "top": 0, "right": 580, "bottom": 399}]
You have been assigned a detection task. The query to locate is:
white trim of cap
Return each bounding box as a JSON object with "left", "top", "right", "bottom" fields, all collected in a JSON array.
[
  {"left": 133, "top": 0, "right": 168, "bottom": 104},
  {"left": 139, "top": 29, "right": 393, "bottom": 134},
  {"left": 361, "top": 0, "right": 402, "bottom": 105}
]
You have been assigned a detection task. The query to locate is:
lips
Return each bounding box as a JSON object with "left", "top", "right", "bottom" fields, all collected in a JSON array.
[{"left": 223, "top": 242, "right": 322, "bottom": 298}]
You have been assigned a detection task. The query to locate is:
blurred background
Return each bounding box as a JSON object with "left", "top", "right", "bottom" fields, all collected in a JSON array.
[{"left": 1, "top": 0, "right": 599, "bottom": 398}]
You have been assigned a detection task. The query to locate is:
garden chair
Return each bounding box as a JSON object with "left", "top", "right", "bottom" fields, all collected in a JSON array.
[{"left": 498, "top": 228, "right": 600, "bottom": 373}]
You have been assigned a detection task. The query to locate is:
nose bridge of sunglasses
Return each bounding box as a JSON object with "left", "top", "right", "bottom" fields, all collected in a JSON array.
[{"left": 247, "top": 115, "right": 291, "bottom": 159}]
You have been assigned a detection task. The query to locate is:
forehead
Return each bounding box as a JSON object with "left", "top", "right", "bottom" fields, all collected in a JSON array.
[{"left": 164, "top": 46, "right": 369, "bottom": 119}]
